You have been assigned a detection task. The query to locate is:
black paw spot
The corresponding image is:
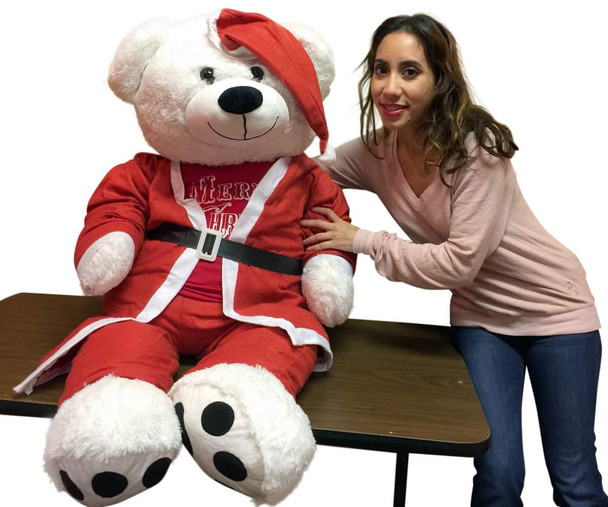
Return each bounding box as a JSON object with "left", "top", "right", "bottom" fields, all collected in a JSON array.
[
  {"left": 201, "top": 401, "right": 235, "bottom": 436},
  {"left": 142, "top": 458, "right": 172, "bottom": 489},
  {"left": 60, "top": 470, "right": 84, "bottom": 501},
  {"left": 92, "top": 471, "right": 128, "bottom": 498},
  {"left": 213, "top": 451, "right": 247, "bottom": 482},
  {"left": 175, "top": 402, "right": 193, "bottom": 455}
]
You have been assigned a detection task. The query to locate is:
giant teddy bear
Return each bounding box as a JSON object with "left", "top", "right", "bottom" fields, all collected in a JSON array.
[{"left": 15, "top": 9, "right": 355, "bottom": 506}]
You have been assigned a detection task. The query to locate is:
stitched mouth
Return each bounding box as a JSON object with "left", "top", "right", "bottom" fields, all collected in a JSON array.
[{"left": 207, "top": 115, "right": 279, "bottom": 141}]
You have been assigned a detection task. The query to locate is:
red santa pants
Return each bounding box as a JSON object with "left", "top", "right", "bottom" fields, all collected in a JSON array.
[{"left": 60, "top": 294, "right": 317, "bottom": 405}]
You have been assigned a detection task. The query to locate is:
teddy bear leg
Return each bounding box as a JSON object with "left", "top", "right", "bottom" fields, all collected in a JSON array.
[
  {"left": 45, "top": 375, "right": 182, "bottom": 507},
  {"left": 170, "top": 363, "right": 315, "bottom": 505},
  {"left": 45, "top": 322, "right": 182, "bottom": 506},
  {"left": 169, "top": 328, "right": 317, "bottom": 505}
]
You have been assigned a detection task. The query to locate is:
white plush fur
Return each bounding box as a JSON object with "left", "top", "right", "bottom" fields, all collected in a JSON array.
[
  {"left": 45, "top": 375, "right": 182, "bottom": 505},
  {"left": 76, "top": 231, "right": 135, "bottom": 296},
  {"left": 170, "top": 364, "right": 316, "bottom": 505},
  {"left": 108, "top": 17, "right": 172, "bottom": 103},
  {"left": 302, "top": 254, "right": 354, "bottom": 327},
  {"left": 45, "top": 376, "right": 181, "bottom": 461}
]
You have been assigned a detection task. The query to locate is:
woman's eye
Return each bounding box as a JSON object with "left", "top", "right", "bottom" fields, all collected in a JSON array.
[
  {"left": 251, "top": 66, "right": 264, "bottom": 82},
  {"left": 403, "top": 67, "right": 420, "bottom": 78},
  {"left": 200, "top": 67, "right": 215, "bottom": 84},
  {"left": 373, "top": 65, "right": 388, "bottom": 76}
]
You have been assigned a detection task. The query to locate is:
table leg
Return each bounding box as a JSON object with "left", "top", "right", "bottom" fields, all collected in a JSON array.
[{"left": 394, "top": 452, "right": 409, "bottom": 506}]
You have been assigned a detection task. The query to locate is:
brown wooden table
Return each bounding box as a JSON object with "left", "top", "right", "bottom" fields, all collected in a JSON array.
[{"left": 0, "top": 293, "right": 489, "bottom": 506}]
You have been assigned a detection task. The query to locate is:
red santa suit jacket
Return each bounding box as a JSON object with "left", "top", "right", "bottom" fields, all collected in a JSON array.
[{"left": 15, "top": 153, "right": 355, "bottom": 395}]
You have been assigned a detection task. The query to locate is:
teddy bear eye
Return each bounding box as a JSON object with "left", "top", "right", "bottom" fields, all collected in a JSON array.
[
  {"left": 200, "top": 67, "right": 215, "bottom": 84},
  {"left": 250, "top": 66, "right": 264, "bottom": 82}
]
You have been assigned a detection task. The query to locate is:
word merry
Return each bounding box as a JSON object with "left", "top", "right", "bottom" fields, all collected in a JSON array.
[{"left": 188, "top": 175, "right": 257, "bottom": 205}]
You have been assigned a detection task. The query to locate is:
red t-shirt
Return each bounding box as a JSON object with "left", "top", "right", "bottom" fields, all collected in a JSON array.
[{"left": 179, "top": 161, "right": 273, "bottom": 302}]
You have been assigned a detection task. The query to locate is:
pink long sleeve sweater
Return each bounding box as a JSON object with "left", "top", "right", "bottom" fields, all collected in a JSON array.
[{"left": 325, "top": 132, "right": 600, "bottom": 336}]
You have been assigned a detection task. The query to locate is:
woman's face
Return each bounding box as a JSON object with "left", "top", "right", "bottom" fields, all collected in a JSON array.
[{"left": 370, "top": 31, "right": 435, "bottom": 133}]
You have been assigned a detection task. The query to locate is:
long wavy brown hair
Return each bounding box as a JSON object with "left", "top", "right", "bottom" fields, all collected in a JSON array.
[{"left": 359, "top": 14, "right": 518, "bottom": 179}]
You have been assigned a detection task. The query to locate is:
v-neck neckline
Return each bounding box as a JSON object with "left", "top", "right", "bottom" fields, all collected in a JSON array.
[{"left": 391, "top": 133, "right": 438, "bottom": 207}]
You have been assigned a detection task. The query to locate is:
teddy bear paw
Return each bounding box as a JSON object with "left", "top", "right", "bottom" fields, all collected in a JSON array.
[
  {"left": 302, "top": 254, "right": 354, "bottom": 327},
  {"left": 45, "top": 376, "right": 182, "bottom": 506},
  {"left": 77, "top": 232, "right": 135, "bottom": 296},
  {"left": 52, "top": 454, "right": 173, "bottom": 507},
  {"left": 170, "top": 364, "right": 315, "bottom": 505}
]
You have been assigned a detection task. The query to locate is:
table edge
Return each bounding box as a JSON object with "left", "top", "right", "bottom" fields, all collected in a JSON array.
[
  {"left": 0, "top": 400, "right": 490, "bottom": 458},
  {"left": 313, "top": 428, "right": 490, "bottom": 457}
]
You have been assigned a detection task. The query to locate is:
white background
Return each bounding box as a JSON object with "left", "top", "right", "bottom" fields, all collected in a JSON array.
[{"left": 1, "top": 1, "right": 607, "bottom": 505}]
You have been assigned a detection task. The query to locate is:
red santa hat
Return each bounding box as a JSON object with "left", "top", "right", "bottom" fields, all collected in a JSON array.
[{"left": 212, "top": 8, "right": 329, "bottom": 154}]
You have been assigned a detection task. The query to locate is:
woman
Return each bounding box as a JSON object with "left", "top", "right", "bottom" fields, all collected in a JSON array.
[{"left": 302, "top": 14, "right": 608, "bottom": 506}]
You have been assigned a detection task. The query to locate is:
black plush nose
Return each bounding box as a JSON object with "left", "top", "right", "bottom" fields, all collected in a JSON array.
[{"left": 218, "top": 86, "right": 263, "bottom": 115}]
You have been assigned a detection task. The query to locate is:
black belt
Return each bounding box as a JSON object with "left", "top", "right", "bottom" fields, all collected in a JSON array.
[{"left": 147, "top": 223, "right": 302, "bottom": 276}]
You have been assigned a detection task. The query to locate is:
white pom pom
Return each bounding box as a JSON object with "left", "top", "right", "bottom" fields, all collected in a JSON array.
[{"left": 316, "top": 143, "right": 336, "bottom": 169}]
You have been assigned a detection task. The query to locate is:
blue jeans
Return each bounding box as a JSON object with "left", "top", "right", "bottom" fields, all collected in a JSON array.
[{"left": 452, "top": 327, "right": 608, "bottom": 506}]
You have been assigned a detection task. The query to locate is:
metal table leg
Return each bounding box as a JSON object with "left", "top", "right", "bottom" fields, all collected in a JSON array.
[{"left": 394, "top": 452, "right": 409, "bottom": 507}]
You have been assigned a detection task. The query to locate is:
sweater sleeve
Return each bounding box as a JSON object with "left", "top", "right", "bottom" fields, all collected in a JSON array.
[{"left": 355, "top": 148, "right": 516, "bottom": 289}]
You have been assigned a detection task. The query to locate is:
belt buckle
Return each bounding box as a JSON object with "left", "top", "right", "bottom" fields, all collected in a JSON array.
[{"left": 195, "top": 228, "right": 222, "bottom": 262}]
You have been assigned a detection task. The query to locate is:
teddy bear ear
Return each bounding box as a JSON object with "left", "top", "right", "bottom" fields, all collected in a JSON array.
[
  {"left": 282, "top": 23, "right": 335, "bottom": 100},
  {"left": 108, "top": 18, "right": 172, "bottom": 104}
]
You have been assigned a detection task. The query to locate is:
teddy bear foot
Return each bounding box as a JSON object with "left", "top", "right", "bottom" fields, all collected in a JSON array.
[
  {"left": 45, "top": 375, "right": 182, "bottom": 506},
  {"left": 52, "top": 453, "right": 174, "bottom": 507},
  {"left": 170, "top": 364, "right": 316, "bottom": 505}
]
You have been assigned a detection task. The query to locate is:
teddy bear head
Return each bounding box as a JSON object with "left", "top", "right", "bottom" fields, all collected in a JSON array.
[{"left": 108, "top": 9, "right": 334, "bottom": 166}]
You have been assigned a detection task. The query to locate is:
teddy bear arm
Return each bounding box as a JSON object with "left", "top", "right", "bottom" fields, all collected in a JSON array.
[
  {"left": 74, "top": 157, "right": 157, "bottom": 295},
  {"left": 300, "top": 170, "right": 356, "bottom": 326}
]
